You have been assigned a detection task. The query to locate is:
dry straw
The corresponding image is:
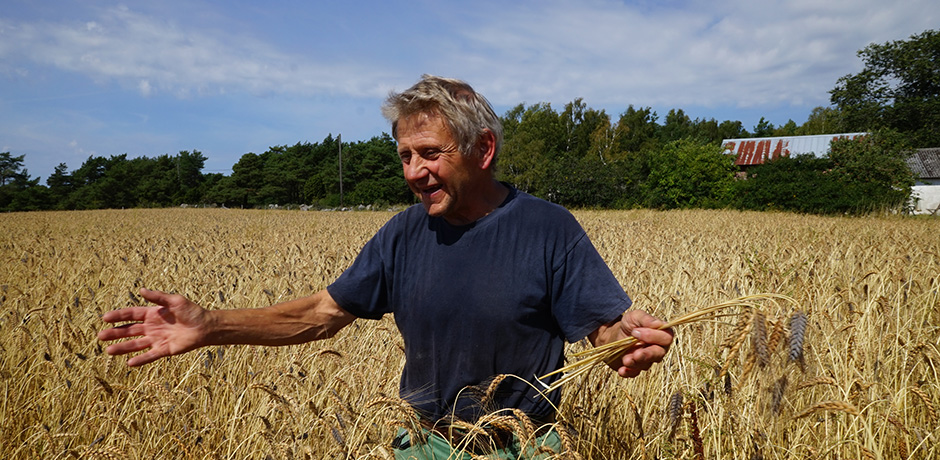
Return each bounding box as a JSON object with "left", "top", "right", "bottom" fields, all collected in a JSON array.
[
  {"left": 539, "top": 293, "right": 800, "bottom": 393},
  {"left": 770, "top": 375, "right": 788, "bottom": 414},
  {"left": 6, "top": 208, "right": 938, "bottom": 459}
]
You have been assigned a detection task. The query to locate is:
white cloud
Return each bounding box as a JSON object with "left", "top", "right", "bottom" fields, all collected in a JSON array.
[
  {"left": 1, "top": 5, "right": 392, "bottom": 99},
  {"left": 138, "top": 79, "right": 151, "bottom": 97},
  {"left": 4, "top": 0, "right": 934, "bottom": 113},
  {"left": 2, "top": 0, "right": 937, "bottom": 158},
  {"left": 442, "top": 0, "right": 937, "bottom": 110}
]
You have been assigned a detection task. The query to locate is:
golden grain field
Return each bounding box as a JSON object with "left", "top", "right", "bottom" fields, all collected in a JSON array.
[{"left": 1, "top": 208, "right": 938, "bottom": 459}]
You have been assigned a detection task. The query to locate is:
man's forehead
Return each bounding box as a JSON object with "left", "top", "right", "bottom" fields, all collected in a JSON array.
[
  {"left": 397, "top": 111, "right": 452, "bottom": 144},
  {"left": 402, "top": 110, "right": 443, "bottom": 128}
]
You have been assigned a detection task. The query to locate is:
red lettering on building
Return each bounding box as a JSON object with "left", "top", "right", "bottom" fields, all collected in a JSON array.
[
  {"left": 737, "top": 140, "right": 756, "bottom": 165},
  {"left": 771, "top": 140, "right": 789, "bottom": 161}
]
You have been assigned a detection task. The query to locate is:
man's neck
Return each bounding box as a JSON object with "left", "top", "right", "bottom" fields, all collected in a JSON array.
[{"left": 444, "top": 179, "right": 510, "bottom": 226}]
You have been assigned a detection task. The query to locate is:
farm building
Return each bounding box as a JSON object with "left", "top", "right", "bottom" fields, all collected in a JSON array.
[
  {"left": 720, "top": 133, "right": 868, "bottom": 167},
  {"left": 721, "top": 134, "right": 940, "bottom": 215},
  {"left": 908, "top": 148, "right": 940, "bottom": 215}
]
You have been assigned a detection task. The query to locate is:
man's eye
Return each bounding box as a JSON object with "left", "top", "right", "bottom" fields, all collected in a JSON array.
[{"left": 399, "top": 153, "right": 411, "bottom": 163}]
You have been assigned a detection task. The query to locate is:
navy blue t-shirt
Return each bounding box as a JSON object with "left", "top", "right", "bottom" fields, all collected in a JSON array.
[{"left": 327, "top": 187, "right": 630, "bottom": 422}]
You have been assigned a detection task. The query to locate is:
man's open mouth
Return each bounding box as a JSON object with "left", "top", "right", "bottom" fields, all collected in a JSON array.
[{"left": 422, "top": 185, "right": 443, "bottom": 196}]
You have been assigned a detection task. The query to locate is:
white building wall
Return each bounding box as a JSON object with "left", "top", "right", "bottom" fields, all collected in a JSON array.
[{"left": 911, "top": 185, "right": 940, "bottom": 215}]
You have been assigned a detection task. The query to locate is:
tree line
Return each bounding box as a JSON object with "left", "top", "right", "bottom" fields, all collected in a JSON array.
[
  {"left": 0, "top": 134, "right": 411, "bottom": 212},
  {"left": 1, "top": 30, "right": 935, "bottom": 215}
]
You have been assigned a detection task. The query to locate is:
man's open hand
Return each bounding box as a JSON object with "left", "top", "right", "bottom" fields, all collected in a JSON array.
[{"left": 97, "top": 288, "right": 209, "bottom": 367}]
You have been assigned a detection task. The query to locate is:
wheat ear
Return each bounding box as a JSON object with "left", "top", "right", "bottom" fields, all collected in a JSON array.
[
  {"left": 910, "top": 386, "right": 938, "bottom": 424},
  {"left": 793, "top": 400, "right": 861, "bottom": 419},
  {"left": 751, "top": 311, "right": 769, "bottom": 368},
  {"left": 788, "top": 310, "right": 807, "bottom": 369},
  {"left": 688, "top": 400, "right": 704, "bottom": 460}
]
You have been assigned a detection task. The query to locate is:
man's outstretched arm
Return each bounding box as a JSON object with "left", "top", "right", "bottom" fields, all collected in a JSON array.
[{"left": 98, "top": 288, "right": 356, "bottom": 367}]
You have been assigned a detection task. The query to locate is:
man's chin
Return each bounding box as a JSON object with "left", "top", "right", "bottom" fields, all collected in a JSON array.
[
  {"left": 421, "top": 200, "right": 450, "bottom": 218},
  {"left": 424, "top": 206, "right": 443, "bottom": 217}
]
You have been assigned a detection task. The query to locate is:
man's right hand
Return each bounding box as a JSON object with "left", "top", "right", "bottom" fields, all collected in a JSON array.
[{"left": 97, "top": 288, "right": 209, "bottom": 367}]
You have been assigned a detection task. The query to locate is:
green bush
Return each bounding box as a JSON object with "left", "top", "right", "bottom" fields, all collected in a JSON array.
[{"left": 642, "top": 140, "right": 737, "bottom": 209}]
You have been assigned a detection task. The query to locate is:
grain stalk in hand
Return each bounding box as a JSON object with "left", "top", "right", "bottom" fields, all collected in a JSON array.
[{"left": 538, "top": 294, "right": 800, "bottom": 393}]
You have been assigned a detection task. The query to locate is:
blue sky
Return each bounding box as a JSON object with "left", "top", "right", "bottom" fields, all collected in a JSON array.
[{"left": 2, "top": 0, "right": 936, "bottom": 180}]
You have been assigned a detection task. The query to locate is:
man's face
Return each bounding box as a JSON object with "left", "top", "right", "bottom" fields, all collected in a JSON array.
[{"left": 396, "top": 112, "right": 487, "bottom": 225}]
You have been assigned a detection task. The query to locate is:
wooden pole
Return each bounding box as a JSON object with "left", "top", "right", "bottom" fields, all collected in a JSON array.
[{"left": 338, "top": 133, "right": 343, "bottom": 207}]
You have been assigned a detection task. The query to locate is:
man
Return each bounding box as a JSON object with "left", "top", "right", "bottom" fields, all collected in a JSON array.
[{"left": 98, "top": 75, "right": 674, "bottom": 459}]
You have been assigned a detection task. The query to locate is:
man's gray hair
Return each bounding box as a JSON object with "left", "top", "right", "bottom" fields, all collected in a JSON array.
[{"left": 382, "top": 75, "right": 503, "bottom": 166}]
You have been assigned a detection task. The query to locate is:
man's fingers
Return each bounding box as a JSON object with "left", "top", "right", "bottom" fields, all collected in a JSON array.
[
  {"left": 618, "top": 367, "right": 643, "bottom": 378},
  {"left": 617, "top": 341, "right": 669, "bottom": 378},
  {"left": 103, "top": 335, "right": 170, "bottom": 366},
  {"left": 622, "top": 346, "right": 664, "bottom": 367},
  {"left": 126, "top": 349, "right": 164, "bottom": 367},
  {"left": 139, "top": 288, "right": 172, "bottom": 306},
  {"left": 97, "top": 323, "right": 147, "bottom": 341},
  {"left": 101, "top": 307, "right": 154, "bottom": 324},
  {"left": 624, "top": 309, "right": 665, "bottom": 327},
  {"left": 631, "top": 327, "right": 674, "bottom": 347},
  {"left": 105, "top": 337, "right": 152, "bottom": 356}
]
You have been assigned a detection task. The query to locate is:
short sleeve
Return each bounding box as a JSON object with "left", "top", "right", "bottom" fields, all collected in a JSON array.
[
  {"left": 326, "top": 224, "right": 395, "bottom": 320},
  {"left": 550, "top": 231, "right": 631, "bottom": 342}
]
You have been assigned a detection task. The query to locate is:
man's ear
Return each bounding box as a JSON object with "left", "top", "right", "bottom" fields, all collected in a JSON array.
[{"left": 477, "top": 130, "right": 497, "bottom": 170}]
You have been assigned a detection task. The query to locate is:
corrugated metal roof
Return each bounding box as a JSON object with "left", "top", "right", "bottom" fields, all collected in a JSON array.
[
  {"left": 908, "top": 148, "right": 940, "bottom": 179},
  {"left": 721, "top": 133, "right": 868, "bottom": 166}
]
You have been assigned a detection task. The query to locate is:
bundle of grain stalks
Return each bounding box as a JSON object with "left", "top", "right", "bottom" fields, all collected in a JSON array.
[
  {"left": 1, "top": 208, "right": 938, "bottom": 459},
  {"left": 539, "top": 294, "right": 801, "bottom": 394}
]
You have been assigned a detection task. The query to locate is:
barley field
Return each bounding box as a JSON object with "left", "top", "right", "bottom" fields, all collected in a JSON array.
[{"left": 1, "top": 208, "right": 938, "bottom": 459}]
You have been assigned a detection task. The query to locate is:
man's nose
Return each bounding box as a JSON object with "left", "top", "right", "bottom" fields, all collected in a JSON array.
[{"left": 403, "top": 156, "right": 427, "bottom": 182}]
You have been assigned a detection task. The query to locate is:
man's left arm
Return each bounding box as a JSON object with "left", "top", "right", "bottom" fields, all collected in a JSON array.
[{"left": 588, "top": 309, "right": 674, "bottom": 378}]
